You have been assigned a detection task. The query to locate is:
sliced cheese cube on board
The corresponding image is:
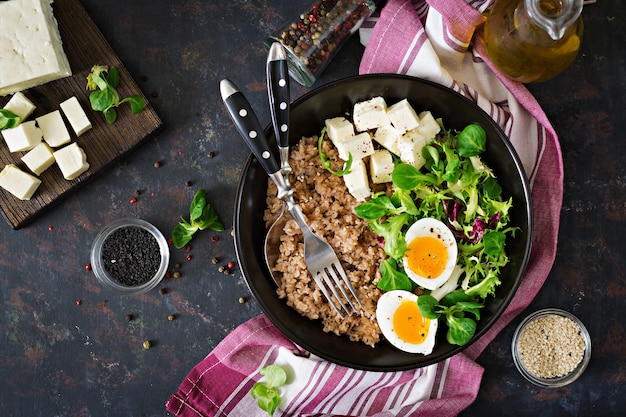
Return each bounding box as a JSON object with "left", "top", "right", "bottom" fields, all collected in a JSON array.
[
  {"left": 398, "top": 129, "right": 430, "bottom": 170},
  {"left": 387, "top": 99, "right": 420, "bottom": 134},
  {"left": 3, "top": 92, "right": 36, "bottom": 121},
  {"left": 373, "top": 124, "right": 402, "bottom": 156},
  {"left": 370, "top": 149, "right": 394, "bottom": 184},
  {"left": 53, "top": 142, "right": 89, "bottom": 180},
  {"left": 37, "top": 110, "right": 71, "bottom": 147},
  {"left": 60, "top": 96, "right": 92, "bottom": 136},
  {"left": 324, "top": 117, "right": 354, "bottom": 144},
  {"left": 1, "top": 120, "right": 43, "bottom": 152},
  {"left": 335, "top": 132, "right": 375, "bottom": 161},
  {"left": 0, "top": 164, "right": 42, "bottom": 200},
  {"left": 21, "top": 142, "right": 55, "bottom": 175},
  {"left": 343, "top": 158, "right": 371, "bottom": 201},
  {"left": 0, "top": 0, "right": 72, "bottom": 97},
  {"left": 416, "top": 111, "right": 441, "bottom": 139},
  {"left": 353, "top": 97, "right": 390, "bottom": 132}
]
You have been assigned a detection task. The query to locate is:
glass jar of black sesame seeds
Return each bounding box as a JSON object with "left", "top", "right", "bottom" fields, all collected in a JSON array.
[
  {"left": 265, "top": 0, "right": 386, "bottom": 87},
  {"left": 90, "top": 218, "right": 170, "bottom": 295}
]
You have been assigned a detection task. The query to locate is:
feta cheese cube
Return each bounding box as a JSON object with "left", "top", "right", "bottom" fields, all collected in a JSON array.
[
  {"left": 398, "top": 129, "right": 430, "bottom": 169},
  {"left": 373, "top": 124, "right": 402, "bottom": 156},
  {"left": 387, "top": 99, "right": 420, "bottom": 133},
  {"left": 324, "top": 117, "right": 354, "bottom": 145},
  {"left": 0, "top": 164, "right": 42, "bottom": 200},
  {"left": 369, "top": 149, "right": 394, "bottom": 184},
  {"left": 1, "top": 120, "right": 43, "bottom": 152},
  {"left": 0, "top": 0, "right": 72, "bottom": 96},
  {"left": 343, "top": 158, "right": 371, "bottom": 201},
  {"left": 21, "top": 142, "right": 55, "bottom": 175},
  {"left": 60, "top": 96, "right": 92, "bottom": 136},
  {"left": 37, "top": 110, "right": 71, "bottom": 147},
  {"left": 335, "top": 132, "right": 375, "bottom": 161},
  {"left": 53, "top": 142, "right": 89, "bottom": 180},
  {"left": 353, "top": 97, "right": 391, "bottom": 132},
  {"left": 3, "top": 92, "right": 36, "bottom": 121},
  {"left": 416, "top": 111, "right": 441, "bottom": 140}
]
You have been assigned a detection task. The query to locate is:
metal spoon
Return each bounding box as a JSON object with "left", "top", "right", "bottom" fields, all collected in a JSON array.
[{"left": 264, "top": 43, "right": 291, "bottom": 286}]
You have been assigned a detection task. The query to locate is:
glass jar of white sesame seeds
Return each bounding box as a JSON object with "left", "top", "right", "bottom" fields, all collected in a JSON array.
[{"left": 512, "top": 308, "right": 591, "bottom": 388}]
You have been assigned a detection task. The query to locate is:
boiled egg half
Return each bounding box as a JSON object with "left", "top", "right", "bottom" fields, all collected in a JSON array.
[
  {"left": 376, "top": 290, "right": 437, "bottom": 354},
  {"left": 403, "top": 217, "right": 457, "bottom": 290}
]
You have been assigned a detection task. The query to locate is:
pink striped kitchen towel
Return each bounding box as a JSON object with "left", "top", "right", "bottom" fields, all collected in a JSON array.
[{"left": 166, "top": 1, "right": 563, "bottom": 416}]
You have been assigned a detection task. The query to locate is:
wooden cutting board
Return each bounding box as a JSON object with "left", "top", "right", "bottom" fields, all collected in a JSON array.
[{"left": 0, "top": 0, "right": 163, "bottom": 229}]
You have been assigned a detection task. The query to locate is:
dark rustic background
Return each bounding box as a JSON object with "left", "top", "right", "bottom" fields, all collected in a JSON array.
[{"left": 0, "top": 1, "right": 624, "bottom": 416}]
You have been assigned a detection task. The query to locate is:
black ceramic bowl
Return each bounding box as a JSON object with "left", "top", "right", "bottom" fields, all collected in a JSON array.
[{"left": 234, "top": 74, "right": 533, "bottom": 371}]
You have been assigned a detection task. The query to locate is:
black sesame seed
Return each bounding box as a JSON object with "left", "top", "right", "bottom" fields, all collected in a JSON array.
[{"left": 101, "top": 226, "right": 161, "bottom": 287}]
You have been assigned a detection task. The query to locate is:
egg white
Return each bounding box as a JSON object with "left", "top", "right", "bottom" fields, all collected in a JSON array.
[
  {"left": 402, "top": 217, "right": 458, "bottom": 290},
  {"left": 376, "top": 290, "right": 438, "bottom": 354}
]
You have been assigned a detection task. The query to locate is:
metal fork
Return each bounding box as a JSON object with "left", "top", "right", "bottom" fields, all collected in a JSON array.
[{"left": 220, "top": 78, "right": 362, "bottom": 318}]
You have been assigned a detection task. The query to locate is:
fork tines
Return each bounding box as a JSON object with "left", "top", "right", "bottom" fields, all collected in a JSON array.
[{"left": 314, "top": 263, "right": 363, "bottom": 318}]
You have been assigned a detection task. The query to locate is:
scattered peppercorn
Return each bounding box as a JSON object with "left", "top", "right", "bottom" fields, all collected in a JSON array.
[
  {"left": 227, "top": 261, "right": 235, "bottom": 269},
  {"left": 85, "top": 263, "right": 92, "bottom": 272},
  {"left": 183, "top": 245, "right": 191, "bottom": 251},
  {"left": 125, "top": 314, "right": 133, "bottom": 321},
  {"left": 166, "top": 271, "right": 172, "bottom": 279},
  {"left": 173, "top": 271, "right": 181, "bottom": 278},
  {"left": 178, "top": 150, "right": 183, "bottom": 155},
  {"left": 207, "top": 151, "right": 215, "bottom": 158},
  {"left": 143, "top": 340, "right": 152, "bottom": 349},
  {"left": 185, "top": 180, "right": 192, "bottom": 187},
  {"left": 223, "top": 268, "right": 230, "bottom": 275},
  {"left": 211, "top": 236, "right": 219, "bottom": 243},
  {"left": 238, "top": 297, "right": 246, "bottom": 304},
  {"left": 100, "top": 300, "right": 107, "bottom": 307},
  {"left": 218, "top": 265, "right": 225, "bottom": 273},
  {"left": 76, "top": 299, "right": 82, "bottom": 306},
  {"left": 48, "top": 225, "right": 54, "bottom": 231},
  {"left": 150, "top": 91, "right": 159, "bottom": 98},
  {"left": 134, "top": 189, "right": 141, "bottom": 196},
  {"left": 159, "top": 288, "right": 167, "bottom": 295},
  {"left": 185, "top": 254, "right": 192, "bottom": 261},
  {"left": 129, "top": 197, "right": 138, "bottom": 204},
  {"left": 167, "top": 314, "right": 175, "bottom": 321},
  {"left": 211, "top": 257, "right": 219, "bottom": 264}
]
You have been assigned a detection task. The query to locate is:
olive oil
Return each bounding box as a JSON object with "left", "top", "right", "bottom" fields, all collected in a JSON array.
[{"left": 484, "top": 0, "right": 583, "bottom": 83}]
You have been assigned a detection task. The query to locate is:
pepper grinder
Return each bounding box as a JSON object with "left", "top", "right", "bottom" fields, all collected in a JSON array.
[{"left": 265, "top": 0, "right": 386, "bottom": 87}]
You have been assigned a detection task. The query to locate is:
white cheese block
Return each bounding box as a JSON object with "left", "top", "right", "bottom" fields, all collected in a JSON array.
[
  {"left": 53, "top": 142, "right": 89, "bottom": 180},
  {"left": 335, "top": 132, "right": 375, "bottom": 161},
  {"left": 373, "top": 124, "right": 402, "bottom": 156},
  {"left": 416, "top": 111, "right": 441, "bottom": 139},
  {"left": 324, "top": 117, "right": 354, "bottom": 145},
  {"left": 1, "top": 120, "right": 43, "bottom": 152},
  {"left": 37, "top": 110, "right": 71, "bottom": 147},
  {"left": 353, "top": 97, "right": 391, "bottom": 132},
  {"left": 369, "top": 149, "right": 394, "bottom": 184},
  {"left": 398, "top": 129, "right": 430, "bottom": 170},
  {"left": 387, "top": 99, "right": 420, "bottom": 134},
  {"left": 3, "top": 92, "right": 36, "bottom": 121},
  {"left": 342, "top": 158, "right": 371, "bottom": 201},
  {"left": 0, "top": 164, "right": 42, "bottom": 200},
  {"left": 21, "top": 142, "right": 55, "bottom": 175},
  {"left": 0, "top": 0, "right": 72, "bottom": 97},
  {"left": 60, "top": 96, "right": 92, "bottom": 136}
]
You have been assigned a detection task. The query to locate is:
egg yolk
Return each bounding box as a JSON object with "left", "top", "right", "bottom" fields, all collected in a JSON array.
[
  {"left": 393, "top": 300, "right": 430, "bottom": 344},
  {"left": 406, "top": 236, "right": 448, "bottom": 278}
]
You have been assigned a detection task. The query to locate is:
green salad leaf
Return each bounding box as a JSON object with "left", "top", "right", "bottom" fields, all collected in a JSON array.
[
  {"left": 250, "top": 365, "right": 288, "bottom": 416},
  {"left": 86, "top": 65, "right": 146, "bottom": 124},
  {"left": 172, "top": 189, "right": 224, "bottom": 249},
  {"left": 318, "top": 127, "right": 353, "bottom": 176},
  {"left": 0, "top": 109, "right": 20, "bottom": 131}
]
